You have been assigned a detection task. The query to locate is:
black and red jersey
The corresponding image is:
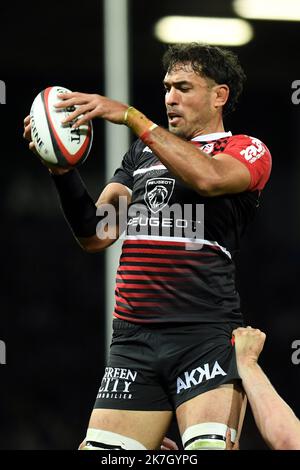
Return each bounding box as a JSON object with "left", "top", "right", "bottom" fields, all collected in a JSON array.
[{"left": 108, "top": 131, "right": 272, "bottom": 324}]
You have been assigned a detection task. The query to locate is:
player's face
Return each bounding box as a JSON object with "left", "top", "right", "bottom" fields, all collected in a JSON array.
[{"left": 164, "top": 63, "right": 217, "bottom": 139}]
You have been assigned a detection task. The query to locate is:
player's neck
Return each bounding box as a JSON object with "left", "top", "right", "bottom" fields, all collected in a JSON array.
[{"left": 192, "top": 115, "right": 225, "bottom": 139}]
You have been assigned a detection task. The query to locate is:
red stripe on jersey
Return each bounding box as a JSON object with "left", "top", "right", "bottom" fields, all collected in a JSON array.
[
  {"left": 124, "top": 239, "right": 190, "bottom": 247},
  {"left": 122, "top": 247, "right": 210, "bottom": 256},
  {"left": 116, "top": 283, "right": 179, "bottom": 291},
  {"left": 117, "top": 274, "right": 188, "bottom": 281},
  {"left": 118, "top": 265, "right": 191, "bottom": 272},
  {"left": 120, "top": 257, "right": 200, "bottom": 265},
  {"left": 113, "top": 312, "right": 157, "bottom": 323},
  {"left": 114, "top": 305, "right": 159, "bottom": 316},
  {"left": 116, "top": 295, "right": 168, "bottom": 308},
  {"left": 119, "top": 292, "right": 174, "bottom": 298},
  {"left": 123, "top": 240, "right": 218, "bottom": 256}
]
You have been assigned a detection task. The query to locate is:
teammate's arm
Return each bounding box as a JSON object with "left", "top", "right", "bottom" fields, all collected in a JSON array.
[
  {"left": 54, "top": 93, "right": 251, "bottom": 197},
  {"left": 233, "top": 327, "right": 300, "bottom": 450}
]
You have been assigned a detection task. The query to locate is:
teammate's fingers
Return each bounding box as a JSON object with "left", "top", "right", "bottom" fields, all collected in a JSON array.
[{"left": 24, "top": 115, "right": 31, "bottom": 125}]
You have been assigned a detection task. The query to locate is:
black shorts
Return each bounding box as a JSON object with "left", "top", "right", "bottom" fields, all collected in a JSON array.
[{"left": 94, "top": 319, "right": 242, "bottom": 412}]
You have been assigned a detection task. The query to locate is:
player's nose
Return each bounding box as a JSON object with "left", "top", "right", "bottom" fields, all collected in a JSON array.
[{"left": 165, "top": 87, "right": 180, "bottom": 106}]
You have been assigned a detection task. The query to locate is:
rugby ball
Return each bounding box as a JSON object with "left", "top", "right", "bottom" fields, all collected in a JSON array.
[{"left": 30, "top": 86, "right": 93, "bottom": 168}]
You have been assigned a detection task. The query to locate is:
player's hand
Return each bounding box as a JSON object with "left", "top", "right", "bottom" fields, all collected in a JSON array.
[
  {"left": 232, "top": 326, "right": 266, "bottom": 370},
  {"left": 160, "top": 437, "right": 179, "bottom": 451},
  {"left": 23, "top": 115, "right": 70, "bottom": 175},
  {"left": 54, "top": 92, "right": 128, "bottom": 128},
  {"left": 23, "top": 115, "right": 39, "bottom": 155}
]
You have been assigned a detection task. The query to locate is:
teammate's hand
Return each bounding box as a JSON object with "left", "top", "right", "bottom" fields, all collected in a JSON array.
[
  {"left": 225, "top": 428, "right": 239, "bottom": 450},
  {"left": 232, "top": 326, "right": 266, "bottom": 370},
  {"left": 54, "top": 92, "right": 128, "bottom": 128},
  {"left": 160, "top": 436, "right": 179, "bottom": 451},
  {"left": 23, "top": 115, "right": 70, "bottom": 175}
]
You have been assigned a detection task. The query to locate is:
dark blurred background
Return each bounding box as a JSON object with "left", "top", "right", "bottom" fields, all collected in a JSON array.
[{"left": 0, "top": 0, "right": 299, "bottom": 450}]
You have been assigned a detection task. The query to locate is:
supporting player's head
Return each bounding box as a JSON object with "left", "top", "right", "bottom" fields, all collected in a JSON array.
[{"left": 162, "top": 43, "right": 246, "bottom": 139}]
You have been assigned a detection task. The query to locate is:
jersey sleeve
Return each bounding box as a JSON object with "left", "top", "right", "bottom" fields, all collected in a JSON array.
[
  {"left": 223, "top": 135, "right": 272, "bottom": 191},
  {"left": 107, "top": 139, "right": 142, "bottom": 190}
]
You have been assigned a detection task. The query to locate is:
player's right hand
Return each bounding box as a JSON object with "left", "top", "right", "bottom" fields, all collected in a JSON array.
[{"left": 23, "top": 115, "right": 70, "bottom": 175}]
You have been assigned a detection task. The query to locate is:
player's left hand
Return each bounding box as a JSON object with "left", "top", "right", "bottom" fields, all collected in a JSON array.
[{"left": 54, "top": 92, "right": 128, "bottom": 128}]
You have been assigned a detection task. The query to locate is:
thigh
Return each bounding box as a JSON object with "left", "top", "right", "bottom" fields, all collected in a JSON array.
[
  {"left": 86, "top": 408, "right": 172, "bottom": 450},
  {"left": 176, "top": 380, "right": 244, "bottom": 435},
  {"left": 83, "top": 320, "right": 174, "bottom": 449},
  {"left": 95, "top": 320, "right": 173, "bottom": 412},
  {"left": 166, "top": 322, "right": 241, "bottom": 411}
]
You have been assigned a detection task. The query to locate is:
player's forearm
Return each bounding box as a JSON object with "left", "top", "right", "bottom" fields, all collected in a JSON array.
[
  {"left": 125, "top": 108, "right": 221, "bottom": 196},
  {"left": 145, "top": 126, "right": 221, "bottom": 195},
  {"left": 240, "top": 364, "right": 300, "bottom": 449}
]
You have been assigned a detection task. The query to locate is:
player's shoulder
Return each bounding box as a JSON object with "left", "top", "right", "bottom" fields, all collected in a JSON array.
[
  {"left": 131, "top": 138, "right": 150, "bottom": 152},
  {"left": 227, "top": 134, "right": 268, "bottom": 148},
  {"left": 127, "top": 138, "right": 152, "bottom": 158},
  {"left": 228, "top": 133, "right": 268, "bottom": 145},
  {"left": 122, "top": 139, "right": 148, "bottom": 169}
]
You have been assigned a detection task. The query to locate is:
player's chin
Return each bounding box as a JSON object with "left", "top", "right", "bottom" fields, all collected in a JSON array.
[{"left": 168, "top": 125, "right": 186, "bottom": 139}]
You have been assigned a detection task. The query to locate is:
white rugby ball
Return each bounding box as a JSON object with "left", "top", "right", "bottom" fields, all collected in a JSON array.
[{"left": 30, "top": 86, "right": 93, "bottom": 168}]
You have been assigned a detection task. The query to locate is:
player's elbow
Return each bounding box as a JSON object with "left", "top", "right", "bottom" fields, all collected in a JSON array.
[
  {"left": 80, "top": 243, "right": 103, "bottom": 254},
  {"left": 196, "top": 177, "right": 223, "bottom": 197},
  {"left": 77, "top": 234, "right": 117, "bottom": 253},
  {"left": 77, "top": 236, "right": 106, "bottom": 254},
  {"left": 195, "top": 161, "right": 251, "bottom": 197},
  {"left": 196, "top": 175, "right": 249, "bottom": 197}
]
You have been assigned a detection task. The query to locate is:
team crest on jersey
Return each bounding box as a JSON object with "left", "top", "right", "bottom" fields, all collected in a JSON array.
[{"left": 144, "top": 178, "right": 175, "bottom": 213}]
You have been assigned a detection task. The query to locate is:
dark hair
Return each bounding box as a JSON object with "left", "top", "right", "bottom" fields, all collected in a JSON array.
[{"left": 162, "top": 43, "right": 246, "bottom": 115}]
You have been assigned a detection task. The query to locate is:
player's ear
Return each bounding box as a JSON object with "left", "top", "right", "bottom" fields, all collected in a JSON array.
[{"left": 213, "top": 84, "right": 229, "bottom": 110}]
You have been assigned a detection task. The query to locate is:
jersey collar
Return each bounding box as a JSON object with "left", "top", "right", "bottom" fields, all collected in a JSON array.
[{"left": 192, "top": 131, "right": 232, "bottom": 142}]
